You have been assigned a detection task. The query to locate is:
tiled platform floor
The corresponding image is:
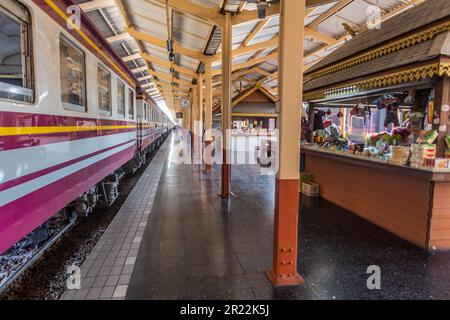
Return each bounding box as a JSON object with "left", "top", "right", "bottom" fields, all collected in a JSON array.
[
  {"left": 126, "top": 131, "right": 450, "bottom": 300},
  {"left": 61, "top": 135, "right": 171, "bottom": 300}
]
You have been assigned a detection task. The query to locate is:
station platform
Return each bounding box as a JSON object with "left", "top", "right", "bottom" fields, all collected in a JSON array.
[{"left": 63, "top": 131, "right": 450, "bottom": 300}]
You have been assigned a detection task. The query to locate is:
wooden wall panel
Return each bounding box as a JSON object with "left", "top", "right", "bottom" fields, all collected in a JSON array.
[
  {"left": 429, "top": 182, "right": 450, "bottom": 248},
  {"left": 305, "top": 154, "right": 432, "bottom": 248}
]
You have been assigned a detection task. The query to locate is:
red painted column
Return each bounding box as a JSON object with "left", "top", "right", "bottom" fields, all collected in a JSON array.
[
  {"left": 205, "top": 62, "right": 214, "bottom": 172},
  {"left": 205, "top": 140, "right": 213, "bottom": 172},
  {"left": 267, "top": 179, "right": 304, "bottom": 286},
  {"left": 266, "top": 0, "right": 305, "bottom": 286},
  {"left": 221, "top": 12, "right": 232, "bottom": 198}
]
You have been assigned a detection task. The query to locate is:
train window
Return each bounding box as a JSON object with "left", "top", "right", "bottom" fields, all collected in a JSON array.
[
  {"left": 98, "top": 64, "right": 111, "bottom": 114},
  {"left": 60, "top": 35, "right": 86, "bottom": 111},
  {"left": 144, "top": 102, "right": 147, "bottom": 120},
  {"left": 128, "top": 88, "right": 134, "bottom": 119},
  {"left": 0, "top": 1, "right": 33, "bottom": 103},
  {"left": 117, "top": 80, "right": 125, "bottom": 117}
]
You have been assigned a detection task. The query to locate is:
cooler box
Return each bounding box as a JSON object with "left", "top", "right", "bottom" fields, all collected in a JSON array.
[{"left": 302, "top": 182, "right": 320, "bottom": 197}]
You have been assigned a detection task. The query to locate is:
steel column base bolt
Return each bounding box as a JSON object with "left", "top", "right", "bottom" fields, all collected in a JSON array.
[{"left": 266, "top": 270, "right": 305, "bottom": 287}]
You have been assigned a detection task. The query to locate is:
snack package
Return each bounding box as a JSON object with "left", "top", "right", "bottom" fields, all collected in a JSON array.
[
  {"left": 446, "top": 135, "right": 450, "bottom": 148},
  {"left": 423, "top": 129, "right": 439, "bottom": 144},
  {"left": 435, "top": 158, "right": 450, "bottom": 169}
]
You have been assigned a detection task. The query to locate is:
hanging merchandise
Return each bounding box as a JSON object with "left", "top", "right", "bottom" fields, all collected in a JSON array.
[
  {"left": 427, "top": 90, "right": 435, "bottom": 125},
  {"left": 350, "top": 105, "right": 359, "bottom": 116},
  {"left": 359, "top": 103, "right": 371, "bottom": 126},
  {"left": 404, "top": 90, "right": 416, "bottom": 106},
  {"left": 313, "top": 109, "right": 326, "bottom": 131},
  {"left": 384, "top": 101, "right": 400, "bottom": 128}
]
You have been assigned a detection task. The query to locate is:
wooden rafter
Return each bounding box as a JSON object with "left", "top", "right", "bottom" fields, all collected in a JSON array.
[
  {"left": 126, "top": 27, "right": 206, "bottom": 62},
  {"left": 212, "top": 52, "right": 278, "bottom": 76},
  {"left": 241, "top": 19, "right": 270, "bottom": 47},
  {"left": 152, "top": 0, "right": 225, "bottom": 26},
  {"left": 140, "top": 52, "right": 197, "bottom": 78},
  {"left": 308, "top": 0, "right": 354, "bottom": 29}
]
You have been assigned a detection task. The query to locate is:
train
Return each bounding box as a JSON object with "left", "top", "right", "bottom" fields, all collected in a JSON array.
[{"left": 0, "top": 0, "right": 174, "bottom": 254}]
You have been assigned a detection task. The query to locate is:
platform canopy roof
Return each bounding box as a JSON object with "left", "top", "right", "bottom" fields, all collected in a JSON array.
[{"left": 76, "top": 0, "right": 428, "bottom": 114}]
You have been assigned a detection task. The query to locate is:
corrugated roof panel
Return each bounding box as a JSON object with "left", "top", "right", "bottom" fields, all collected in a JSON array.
[
  {"left": 248, "top": 32, "right": 277, "bottom": 46},
  {"left": 133, "top": 21, "right": 167, "bottom": 41},
  {"left": 304, "top": 37, "right": 325, "bottom": 54},
  {"left": 234, "top": 21, "right": 260, "bottom": 36},
  {"left": 255, "top": 46, "right": 278, "bottom": 57},
  {"left": 173, "top": 29, "right": 208, "bottom": 52},
  {"left": 177, "top": 55, "right": 200, "bottom": 69},
  {"left": 172, "top": 11, "right": 211, "bottom": 39},
  {"left": 102, "top": 7, "right": 125, "bottom": 34},
  {"left": 265, "top": 57, "right": 278, "bottom": 65},
  {"left": 315, "top": 0, "right": 405, "bottom": 39},
  {"left": 264, "top": 15, "right": 280, "bottom": 28},
  {"left": 233, "top": 52, "right": 257, "bottom": 64},
  {"left": 232, "top": 34, "right": 248, "bottom": 47},
  {"left": 86, "top": 10, "right": 115, "bottom": 38},
  {"left": 259, "top": 63, "right": 277, "bottom": 73},
  {"left": 127, "top": 0, "right": 167, "bottom": 25},
  {"left": 189, "top": 0, "right": 222, "bottom": 8}
]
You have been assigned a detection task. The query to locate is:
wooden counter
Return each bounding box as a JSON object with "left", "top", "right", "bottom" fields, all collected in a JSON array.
[{"left": 301, "top": 146, "right": 450, "bottom": 249}]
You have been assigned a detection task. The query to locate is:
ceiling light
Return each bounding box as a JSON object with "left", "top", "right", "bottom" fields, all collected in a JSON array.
[{"left": 257, "top": 1, "right": 268, "bottom": 19}]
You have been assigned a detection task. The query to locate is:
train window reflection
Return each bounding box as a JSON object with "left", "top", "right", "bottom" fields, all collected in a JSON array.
[
  {"left": 117, "top": 80, "right": 125, "bottom": 116},
  {"left": 144, "top": 102, "right": 148, "bottom": 120},
  {"left": 60, "top": 35, "right": 86, "bottom": 111},
  {"left": 128, "top": 88, "right": 134, "bottom": 119},
  {"left": 98, "top": 64, "right": 111, "bottom": 114},
  {"left": 0, "top": 1, "right": 33, "bottom": 103}
]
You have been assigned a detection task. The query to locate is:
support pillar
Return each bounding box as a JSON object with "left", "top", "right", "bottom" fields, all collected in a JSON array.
[
  {"left": 221, "top": 12, "right": 232, "bottom": 198},
  {"left": 190, "top": 90, "right": 196, "bottom": 157},
  {"left": 196, "top": 72, "right": 204, "bottom": 164},
  {"left": 185, "top": 104, "right": 191, "bottom": 145},
  {"left": 205, "top": 62, "right": 214, "bottom": 172},
  {"left": 266, "top": 0, "right": 305, "bottom": 287}
]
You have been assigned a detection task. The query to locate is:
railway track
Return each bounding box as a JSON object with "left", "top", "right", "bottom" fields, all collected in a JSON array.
[{"left": 0, "top": 214, "right": 77, "bottom": 296}]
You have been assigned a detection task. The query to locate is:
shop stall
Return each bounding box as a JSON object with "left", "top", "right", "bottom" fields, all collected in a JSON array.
[
  {"left": 301, "top": 0, "right": 450, "bottom": 249},
  {"left": 230, "top": 84, "right": 278, "bottom": 135}
]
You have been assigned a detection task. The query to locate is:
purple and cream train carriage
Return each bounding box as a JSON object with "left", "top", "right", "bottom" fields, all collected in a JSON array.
[{"left": 0, "top": 0, "right": 172, "bottom": 254}]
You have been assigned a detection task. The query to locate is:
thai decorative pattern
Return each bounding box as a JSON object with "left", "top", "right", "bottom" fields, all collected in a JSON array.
[
  {"left": 304, "top": 62, "right": 450, "bottom": 101},
  {"left": 304, "top": 21, "right": 450, "bottom": 82}
]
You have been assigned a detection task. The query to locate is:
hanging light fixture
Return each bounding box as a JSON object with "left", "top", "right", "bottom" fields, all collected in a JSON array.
[
  {"left": 244, "top": 0, "right": 276, "bottom": 19},
  {"left": 257, "top": 0, "right": 268, "bottom": 19}
]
